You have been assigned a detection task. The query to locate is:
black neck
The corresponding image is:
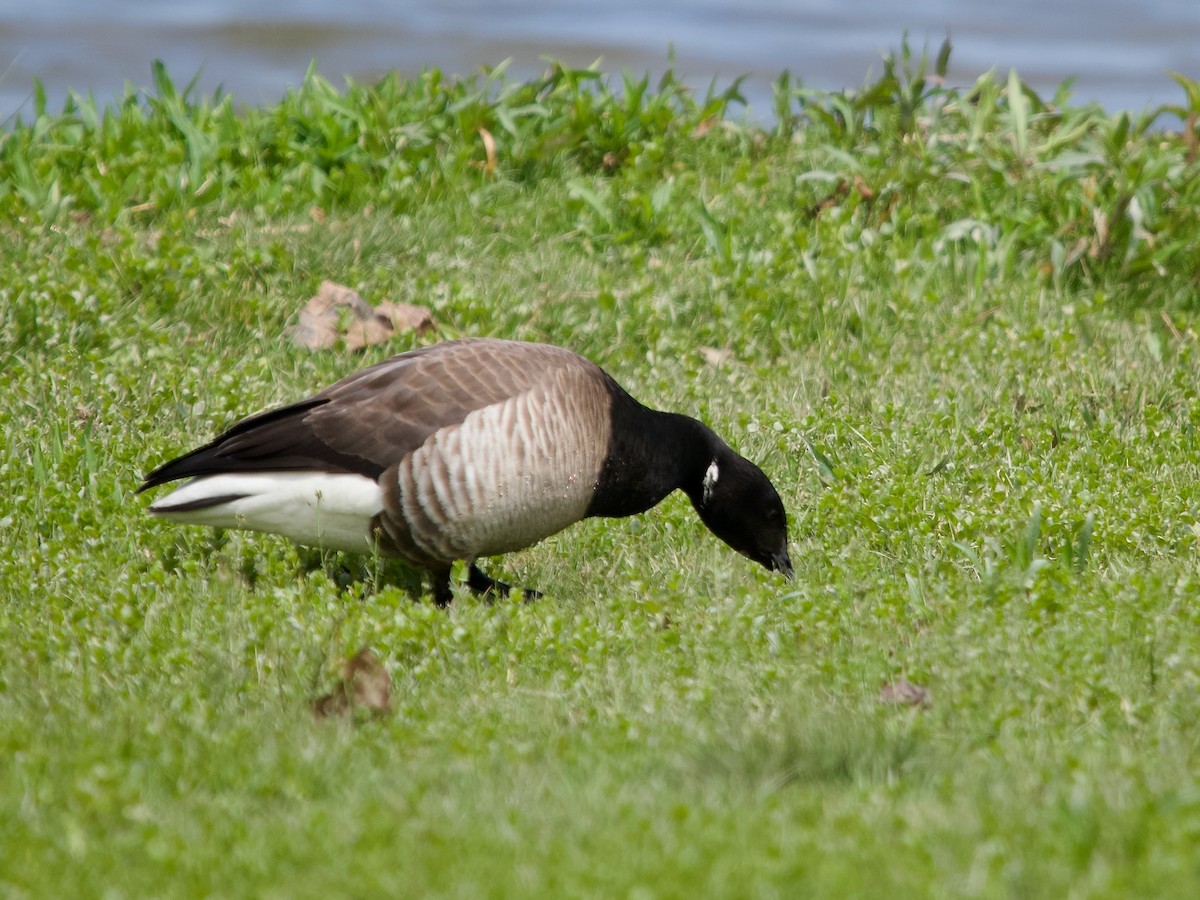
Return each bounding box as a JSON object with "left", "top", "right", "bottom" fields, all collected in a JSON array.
[{"left": 586, "top": 380, "right": 718, "bottom": 518}]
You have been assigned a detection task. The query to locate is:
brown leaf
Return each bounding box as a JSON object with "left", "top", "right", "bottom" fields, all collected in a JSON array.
[
  {"left": 312, "top": 647, "right": 392, "bottom": 720},
  {"left": 879, "top": 678, "right": 931, "bottom": 708},
  {"left": 293, "top": 281, "right": 434, "bottom": 351},
  {"left": 344, "top": 311, "right": 396, "bottom": 352},
  {"left": 468, "top": 127, "right": 499, "bottom": 175},
  {"left": 811, "top": 180, "right": 849, "bottom": 217},
  {"left": 344, "top": 647, "right": 392, "bottom": 713},
  {"left": 293, "top": 280, "right": 372, "bottom": 350},
  {"left": 477, "top": 127, "right": 497, "bottom": 176},
  {"left": 375, "top": 301, "right": 435, "bottom": 335},
  {"left": 311, "top": 690, "right": 350, "bottom": 720}
]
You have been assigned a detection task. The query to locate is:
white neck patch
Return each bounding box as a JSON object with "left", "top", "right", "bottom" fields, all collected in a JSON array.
[{"left": 702, "top": 460, "right": 720, "bottom": 506}]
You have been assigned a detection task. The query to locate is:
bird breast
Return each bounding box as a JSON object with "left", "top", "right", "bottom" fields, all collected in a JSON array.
[{"left": 377, "top": 368, "right": 611, "bottom": 564}]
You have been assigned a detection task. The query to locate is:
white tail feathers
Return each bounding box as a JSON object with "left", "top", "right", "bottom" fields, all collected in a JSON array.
[{"left": 149, "top": 472, "right": 384, "bottom": 554}]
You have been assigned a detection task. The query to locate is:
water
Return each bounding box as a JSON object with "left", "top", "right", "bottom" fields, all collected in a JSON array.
[{"left": 2, "top": 0, "right": 1198, "bottom": 122}]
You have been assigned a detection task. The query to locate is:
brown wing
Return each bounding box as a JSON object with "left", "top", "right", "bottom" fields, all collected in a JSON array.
[{"left": 139, "top": 339, "right": 598, "bottom": 490}]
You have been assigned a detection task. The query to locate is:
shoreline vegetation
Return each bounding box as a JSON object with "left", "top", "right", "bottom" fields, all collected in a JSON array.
[{"left": 3, "top": 43, "right": 1200, "bottom": 896}]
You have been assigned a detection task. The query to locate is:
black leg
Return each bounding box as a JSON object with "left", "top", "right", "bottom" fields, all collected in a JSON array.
[
  {"left": 432, "top": 570, "right": 454, "bottom": 608},
  {"left": 466, "top": 563, "right": 542, "bottom": 602}
]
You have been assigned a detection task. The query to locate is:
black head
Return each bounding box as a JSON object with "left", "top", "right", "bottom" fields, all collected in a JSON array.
[{"left": 688, "top": 450, "right": 793, "bottom": 579}]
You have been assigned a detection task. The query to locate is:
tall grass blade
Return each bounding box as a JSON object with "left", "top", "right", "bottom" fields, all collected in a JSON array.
[
  {"left": 1073, "top": 513, "right": 1095, "bottom": 575},
  {"left": 1008, "top": 68, "right": 1029, "bottom": 159}
]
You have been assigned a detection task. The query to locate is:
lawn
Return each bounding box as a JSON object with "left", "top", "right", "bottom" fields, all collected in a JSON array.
[{"left": 3, "top": 48, "right": 1200, "bottom": 897}]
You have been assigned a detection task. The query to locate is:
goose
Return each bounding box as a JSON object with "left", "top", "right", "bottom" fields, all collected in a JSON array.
[{"left": 139, "top": 338, "right": 792, "bottom": 605}]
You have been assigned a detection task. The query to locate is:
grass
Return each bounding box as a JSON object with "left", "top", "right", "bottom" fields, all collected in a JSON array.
[{"left": 3, "top": 43, "right": 1200, "bottom": 896}]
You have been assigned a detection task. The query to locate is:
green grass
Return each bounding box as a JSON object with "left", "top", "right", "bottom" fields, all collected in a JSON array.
[{"left": 4, "top": 45, "right": 1200, "bottom": 896}]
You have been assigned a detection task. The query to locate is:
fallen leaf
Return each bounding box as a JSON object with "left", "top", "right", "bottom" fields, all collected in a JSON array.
[
  {"left": 477, "top": 127, "right": 497, "bottom": 176},
  {"left": 293, "top": 280, "right": 434, "bottom": 351},
  {"left": 313, "top": 646, "right": 392, "bottom": 720},
  {"left": 343, "top": 310, "right": 396, "bottom": 352},
  {"left": 853, "top": 174, "right": 875, "bottom": 200},
  {"left": 311, "top": 689, "right": 349, "bottom": 720},
  {"left": 699, "top": 346, "right": 732, "bottom": 367},
  {"left": 375, "top": 301, "right": 435, "bottom": 335},
  {"left": 293, "top": 281, "right": 372, "bottom": 350},
  {"left": 343, "top": 647, "right": 392, "bottom": 713},
  {"left": 879, "top": 678, "right": 931, "bottom": 708},
  {"left": 811, "top": 180, "right": 850, "bottom": 216}
]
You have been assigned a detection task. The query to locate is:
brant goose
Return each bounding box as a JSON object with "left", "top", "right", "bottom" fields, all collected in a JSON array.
[{"left": 140, "top": 338, "right": 792, "bottom": 605}]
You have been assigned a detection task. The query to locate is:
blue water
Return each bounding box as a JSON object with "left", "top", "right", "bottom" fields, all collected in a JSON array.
[{"left": 2, "top": 0, "right": 1198, "bottom": 121}]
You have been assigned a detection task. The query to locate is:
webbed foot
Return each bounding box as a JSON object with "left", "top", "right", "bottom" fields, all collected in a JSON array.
[{"left": 467, "top": 563, "right": 543, "bottom": 602}]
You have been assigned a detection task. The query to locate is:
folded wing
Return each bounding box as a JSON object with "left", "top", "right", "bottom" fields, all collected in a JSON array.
[{"left": 139, "top": 339, "right": 590, "bottom": 490}]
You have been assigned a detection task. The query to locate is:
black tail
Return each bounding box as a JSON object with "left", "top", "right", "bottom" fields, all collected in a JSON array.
[
  {"left": 138, "top": 396, "right": 339, "bottom": 493},
  {"left": 147, "top": 493, "right": 251, "bottom": 513}
]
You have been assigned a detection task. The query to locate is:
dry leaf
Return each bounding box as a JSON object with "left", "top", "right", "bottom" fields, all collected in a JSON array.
[
  {"left": 811, "top": 180, "right": 849, "bottom": 216},
  {"left": 293, "top": 280, "right": 373, "bottom": 350},
  {"left": 853, "top": 174, "right": 875, "bottom": 200},
  {"left": 343, "top": 647, "right": 392, "bottom": 713},
  {"left": 343, "top": 311, "right": 396, "bottom": 352},
  {"left": 1160, "top": 309, "right": 1183, "bottom": 342},
  {"left": 312, "top": 646, "right": 392, "bottom": 720},
  {"left": 293, "top": 280, "right": 434, "bottom": 351},
  {"left": 311, "top": 689, "right": 349, "bottom": 719},
  {"left": 472, "top": 127, "right": 496, "bottom": 177},
  {"left": 699, "top": 346, "right": 732, "bottom": 367},
  {"left": 375, "top": 301, "right": 435, "bottom": 335},
  {"left": 879, "top": 678, "right": 931, "bottom": 708}
]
